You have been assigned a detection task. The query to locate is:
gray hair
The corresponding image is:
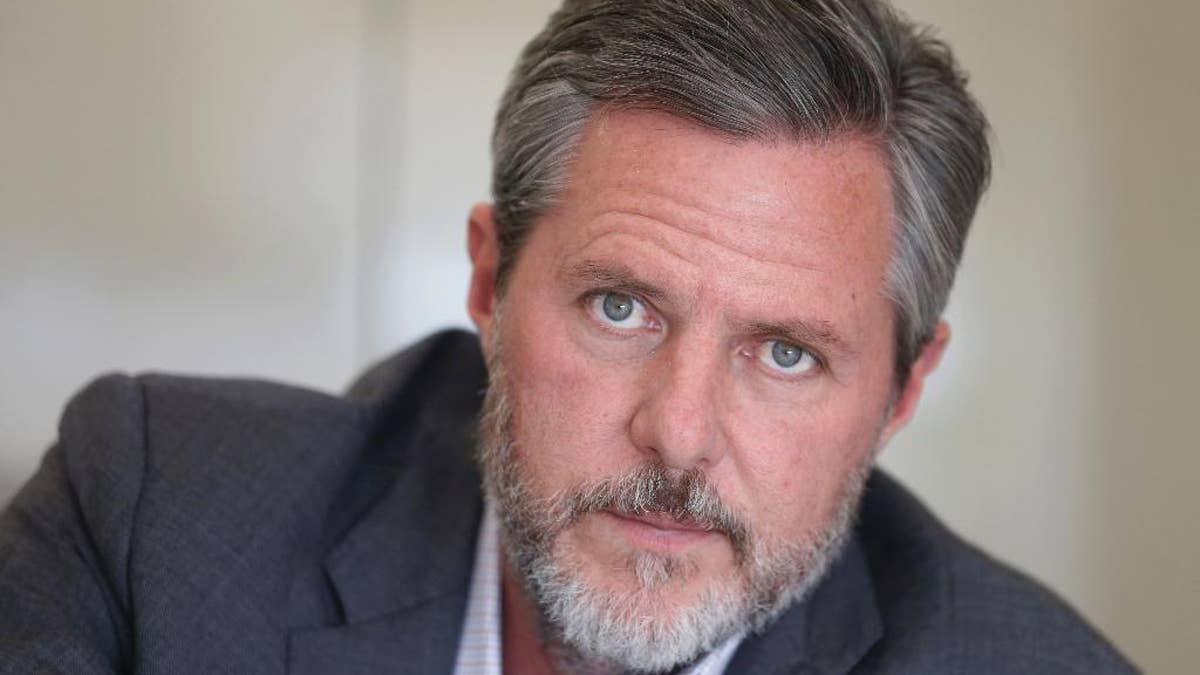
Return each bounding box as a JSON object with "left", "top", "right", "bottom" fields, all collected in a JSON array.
[{"left": 491, "top": 0, "right": 991, "bottom": 385}]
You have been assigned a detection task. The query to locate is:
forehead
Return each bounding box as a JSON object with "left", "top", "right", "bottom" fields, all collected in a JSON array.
[
  {"left": 554, "top": 110, "right": 891, "bottom": 269},
  {"left": 530, "top": 109, "right": 895, "bottom": 339}
]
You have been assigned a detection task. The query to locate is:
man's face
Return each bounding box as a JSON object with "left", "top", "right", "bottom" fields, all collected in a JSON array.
[{"left": 470, "top": 110, "right": 919, "bottom": 670}]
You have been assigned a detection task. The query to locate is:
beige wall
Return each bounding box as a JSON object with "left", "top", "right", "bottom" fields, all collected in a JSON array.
[
  {"left": 1, "top": 0, "right": 363, "bottom": 491},
  {"left": 883, "top": 3, "right": 1199, "bottom": 671},
  {"left": 1, "top": 1, "right": 1195, "bottom": 672}
]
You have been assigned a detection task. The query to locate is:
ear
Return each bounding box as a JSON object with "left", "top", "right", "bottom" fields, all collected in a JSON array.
[
  {"left": 875, "top": 320, "right": 951, "bottom": 451},
  {"left": 466, "top": 202, "right": 501, "bottom": 348}
]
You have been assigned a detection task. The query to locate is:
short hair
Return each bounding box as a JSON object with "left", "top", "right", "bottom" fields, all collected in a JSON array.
[{"left": 491, "top": 0, "right": 991, "bottom": 386}]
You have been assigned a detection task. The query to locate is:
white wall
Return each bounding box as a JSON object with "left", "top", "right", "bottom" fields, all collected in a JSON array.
[
  {"left": 1, "top": 1, "right": 364, "bottom": 496},
  {"left": 881, "top": 3, "right": 1199, "bottom": 671},
  {"left": 355, "top": 0, "right": 560, "bottom": 356},
  {"left": 1, "top": 2, "right": 1195, "bottom": 672}
]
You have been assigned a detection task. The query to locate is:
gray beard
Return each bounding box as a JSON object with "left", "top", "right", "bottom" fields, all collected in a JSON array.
[{"left": 476, "top": 323, "right": 874, "bottom": 673}]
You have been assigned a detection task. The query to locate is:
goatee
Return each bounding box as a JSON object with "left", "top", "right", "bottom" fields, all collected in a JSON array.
[{"left": 475, "top": 317, "right": 873, "bottom": 673}]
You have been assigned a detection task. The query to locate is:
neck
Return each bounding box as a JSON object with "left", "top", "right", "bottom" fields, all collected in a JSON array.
[
  {"left": 500, "top": 558, "right": 557, "bottom": 675},
  {"left": 500, "top": 553, "right": 623, "bottom": 675}
]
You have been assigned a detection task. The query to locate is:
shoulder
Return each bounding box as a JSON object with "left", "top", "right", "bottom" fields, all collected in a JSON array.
[
  {"left": 51, "top": 328, "right": 485, "bottom": 557},
  {"left": 855, "top": 471, "right": 1137, "bottom": 674},
  {"left": 61, "top": 329, "right": 484, "bottom": 465},
  {"left": 0, "top": 330, "right": 485, "bottom": 669},
  {"left": 59, "top": 363, "right": 365, "bottom": 511}
]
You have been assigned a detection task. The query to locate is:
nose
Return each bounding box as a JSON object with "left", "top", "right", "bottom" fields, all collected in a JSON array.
[{"left": 629, "top": 334, "right": 727, "bottom": 470}]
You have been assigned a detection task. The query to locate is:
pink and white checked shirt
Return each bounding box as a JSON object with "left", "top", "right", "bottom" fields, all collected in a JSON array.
[{"left": 452, "top": 503, "right": 742, "bottom": 674}]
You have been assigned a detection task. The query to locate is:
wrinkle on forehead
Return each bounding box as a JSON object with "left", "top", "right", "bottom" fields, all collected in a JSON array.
[
  {"left": 556, "top": 219, "right": 832, "bottom": 316},
  {"left": 556, "top": 110, "right": 895, "bottom": 279},
  {"left": 564, "top": 202, "right": 832, "bottom": 279}
]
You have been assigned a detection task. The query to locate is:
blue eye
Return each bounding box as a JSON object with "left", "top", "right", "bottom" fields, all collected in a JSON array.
[
  {"left": 772, "top": 341, "right": 803, "bottom": 367},
  {"left": 589, "top": 291, "right": 650, "bottom": 330},
  {"left": 757, "top": 340, "right": 818, "bottom": 376},
  {"left": 602, "top": 292, "right": 635, "bottom": 321}
]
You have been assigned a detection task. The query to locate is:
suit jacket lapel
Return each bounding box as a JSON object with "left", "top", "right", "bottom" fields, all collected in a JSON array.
[
  {"left": 287, "top": 599, "right": 473, "bottom": 675},
  {"left": 289, "top": 331, "right": 489, "bottom": 675}
]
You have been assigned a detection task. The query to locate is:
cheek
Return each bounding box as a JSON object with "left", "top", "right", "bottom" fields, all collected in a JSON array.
[
  {"left": 725, "top": 311, "right": 897, "bottom": 537},
  {"left": 720, "top": 397, "right": 881, "bottom": 538},
  {"left": 503, "top": 301, "right": 642, "bottom": 488}
]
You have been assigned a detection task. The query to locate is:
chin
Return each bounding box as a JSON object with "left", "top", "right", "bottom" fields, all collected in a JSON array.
[{"left": 527, "top": 532, "right": 755, "bottom": 673}]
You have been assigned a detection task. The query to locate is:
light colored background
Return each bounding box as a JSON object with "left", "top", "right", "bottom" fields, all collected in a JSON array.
[{"left": 1, "top": 1, "right": 1196, "bottom": 671}]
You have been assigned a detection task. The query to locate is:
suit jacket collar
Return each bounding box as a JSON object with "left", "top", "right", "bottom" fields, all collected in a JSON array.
[
  {"left": 288, "top": 329, "right": 883, "bottom": 674},
  {"left": 289, "top": 331, "right": 488, "bottom": 675}
]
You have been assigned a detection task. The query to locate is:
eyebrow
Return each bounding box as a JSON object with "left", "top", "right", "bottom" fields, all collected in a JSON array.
[
  {"left": 741, "top": 318, "right": 855, "bottom": 360},
  {"left": 560, "top": 259, "right": 855, "bottom": 359},
  {"left": 560, "top": 260, "right": 672, "bottom": 305}
]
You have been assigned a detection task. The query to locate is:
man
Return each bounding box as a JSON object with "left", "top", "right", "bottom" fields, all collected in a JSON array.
[{"left": 0, "top": 0, "right": 1135, "bottom": 673}]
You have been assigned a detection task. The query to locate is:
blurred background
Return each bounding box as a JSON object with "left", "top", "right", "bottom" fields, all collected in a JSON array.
[{"left": 1, "top": 1, "right": 1196, "bottom": 671}]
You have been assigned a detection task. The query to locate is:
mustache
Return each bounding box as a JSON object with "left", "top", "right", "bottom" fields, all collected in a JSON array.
[{"left": 564, "top": 463, "right": 750, "bottom": 560}]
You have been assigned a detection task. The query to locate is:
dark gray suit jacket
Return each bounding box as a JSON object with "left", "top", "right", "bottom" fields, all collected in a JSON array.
[{"left": 0, "top": 330, "right": 1136, "bottom": 674}]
